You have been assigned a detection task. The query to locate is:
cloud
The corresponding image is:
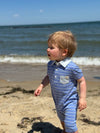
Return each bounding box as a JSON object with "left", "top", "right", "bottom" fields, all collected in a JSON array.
[
  {"left": 13, "top": 14, "right": 20, "bottom": 18},
  {"left": 40, "top": 9, "right": 44, "bottom": 13}
]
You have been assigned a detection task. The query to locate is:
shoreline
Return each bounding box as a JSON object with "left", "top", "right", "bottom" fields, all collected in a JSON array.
[{"left": 0, "top": 63, "right": 100, "bottom": 82}]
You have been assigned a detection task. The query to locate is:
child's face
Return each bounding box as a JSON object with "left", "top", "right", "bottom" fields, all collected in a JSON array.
[{"left": 47, "top": 43, "right": 67, "bottom": 61}]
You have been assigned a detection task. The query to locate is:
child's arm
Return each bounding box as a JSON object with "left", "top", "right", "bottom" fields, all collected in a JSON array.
[
  {"left": 78, "top": 76, "right": 87, "bottom": 111},
  {"left": 34, "top": 75, "right": 49, "bottom": 96}
]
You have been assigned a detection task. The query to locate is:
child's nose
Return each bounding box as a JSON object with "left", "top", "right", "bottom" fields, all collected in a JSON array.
[{"left": 47, "top": 48, "right": 50, "bottom": 52}]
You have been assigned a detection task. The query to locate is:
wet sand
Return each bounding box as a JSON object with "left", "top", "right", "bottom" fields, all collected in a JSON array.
[{"left": 0, "top": 63, "right": 100, "bottom": 133}]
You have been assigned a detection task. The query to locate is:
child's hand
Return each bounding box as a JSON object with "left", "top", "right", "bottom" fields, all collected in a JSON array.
[
  {"left": 78, "top": 98, "right": 87, "bottom": 111},
  {"left": 34, "top": 85, "right": 43, "bottom": 96}
]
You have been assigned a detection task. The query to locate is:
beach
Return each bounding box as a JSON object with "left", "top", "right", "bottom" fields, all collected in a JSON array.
[
  {"left": 0, "top": 21, "right": 100, "bottom": 133},
  {"left": 0, "top": 63, "right": 100, "bottom": 133}
]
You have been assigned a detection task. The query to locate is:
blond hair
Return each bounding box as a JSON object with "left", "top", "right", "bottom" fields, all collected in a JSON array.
[{"left": 48, "top": 31, "right": 77, "bottom": 57}]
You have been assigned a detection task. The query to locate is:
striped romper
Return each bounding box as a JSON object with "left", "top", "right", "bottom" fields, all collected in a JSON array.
[{"left": 47, "top": 58, "right": 83, "bottom": 133}]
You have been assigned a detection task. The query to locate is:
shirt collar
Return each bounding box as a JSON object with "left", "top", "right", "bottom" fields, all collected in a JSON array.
[{"left": 51, "top": 58, "right": 71, "bottom": 68}]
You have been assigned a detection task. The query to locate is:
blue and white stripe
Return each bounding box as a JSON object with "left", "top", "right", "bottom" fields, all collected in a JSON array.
[{"left": 47, "top": 58, "right": 83, "bottom": 132}]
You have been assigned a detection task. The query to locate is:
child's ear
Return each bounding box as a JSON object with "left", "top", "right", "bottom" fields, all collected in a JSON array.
[{"left": 62, "top": 49, "right": 68, "bottom": 56}]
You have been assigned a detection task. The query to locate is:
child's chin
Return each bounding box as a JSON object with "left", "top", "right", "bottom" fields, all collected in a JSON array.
[
  {"left": 48, "top": 56, "right": 51, "bottom": 59},
  {"left": 49, "top": 58, "right": 53, "bottom": 61},
  {"left": 48, "top": 56, "right": 55, "bottom": 61}
]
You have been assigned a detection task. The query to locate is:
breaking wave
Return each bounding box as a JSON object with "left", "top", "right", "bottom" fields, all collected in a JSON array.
[{"left": 0, "top": 55, "right": 100, "bottom": 66}]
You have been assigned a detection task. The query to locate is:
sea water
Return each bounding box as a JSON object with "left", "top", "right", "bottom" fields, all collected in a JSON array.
[{"left": 0, "top": 21, "right": 100, "bottom": 66}]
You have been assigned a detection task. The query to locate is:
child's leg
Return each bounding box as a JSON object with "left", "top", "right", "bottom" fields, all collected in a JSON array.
[
  {"left": 61, "top": 100, "right": 78, "bottom": 133},
  {"left": 60, "top": 121, "right": 78, "bottom": 133},
  {"left": 57, "top": 100, "right": 78, "bottom": 133}
]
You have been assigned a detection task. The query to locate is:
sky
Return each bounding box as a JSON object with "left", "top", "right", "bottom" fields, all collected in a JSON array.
[{"left": 0, "top": 0, "right": 100, "bottom": 26}]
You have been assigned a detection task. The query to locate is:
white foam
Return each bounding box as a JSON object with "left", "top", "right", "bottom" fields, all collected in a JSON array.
[
  {"left": 0, "top": 56, "right": 100, "bottom": 66},
  {"left": 0, "top": 56, "right": 48, "bottom": 64},
  {"left": 72, "top": 57, "right": 100, "bottom": 66}
]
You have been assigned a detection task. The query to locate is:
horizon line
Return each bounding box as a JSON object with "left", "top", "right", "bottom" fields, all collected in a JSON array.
[{"left": 0, "top": 20, "right": 100, "bottom": 27}]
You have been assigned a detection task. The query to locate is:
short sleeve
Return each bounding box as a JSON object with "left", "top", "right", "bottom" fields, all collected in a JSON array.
[{"left": 72, "top": 64, "right": 83, "bottom": 80}]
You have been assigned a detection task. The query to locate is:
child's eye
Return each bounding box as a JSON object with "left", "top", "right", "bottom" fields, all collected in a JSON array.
[
  {"left": 50, "top": 47, "right": 54, "bottom": 49},
  {"left": 48, "top": 46, "right": 54, "bottom": 49}
]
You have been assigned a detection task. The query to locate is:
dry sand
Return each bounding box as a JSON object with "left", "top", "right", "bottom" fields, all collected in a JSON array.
[{"left": 0, "top": 63, "right": 100, "bottom": 133}]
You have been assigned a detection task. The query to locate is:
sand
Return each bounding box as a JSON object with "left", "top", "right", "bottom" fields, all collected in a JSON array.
[{"left": 0, "top": 63, "right": 100, "bottom": 133}]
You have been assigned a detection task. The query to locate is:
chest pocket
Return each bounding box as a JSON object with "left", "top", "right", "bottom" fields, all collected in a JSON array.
[{"left": 60, "top": 76, "right": 69, "bottom": 84}]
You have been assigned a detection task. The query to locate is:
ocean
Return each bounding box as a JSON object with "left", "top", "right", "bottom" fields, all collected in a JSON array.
[{"left": 0, "top": 21, "right": 100, "bottom": 66}]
